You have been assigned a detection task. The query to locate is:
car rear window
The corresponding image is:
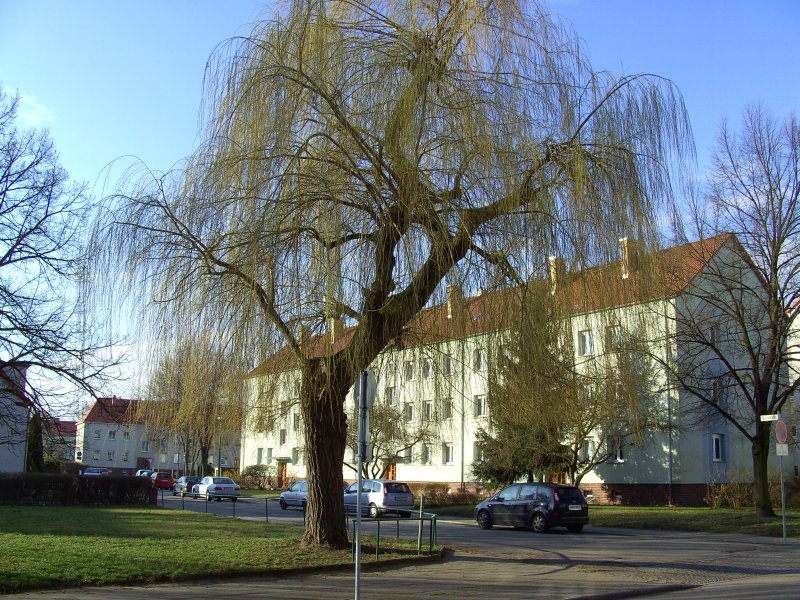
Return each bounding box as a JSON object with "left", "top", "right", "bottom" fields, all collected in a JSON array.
[
  {"left": 214, "top": 477, "right": 234, "bottom": 484},
  {"left": 556, "top": 487, "right": 585, "bottom": 503},
  {"left": 384, "top": 483, "right": 411, "bottom": 494}
]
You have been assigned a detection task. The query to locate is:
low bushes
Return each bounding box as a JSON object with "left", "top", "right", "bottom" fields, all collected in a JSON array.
[
  {"left": 0, "top": 473, "right": 152, "bottom": 506},
  {"left": 704, "top": 468, "right": 797, "bottom": 509}
]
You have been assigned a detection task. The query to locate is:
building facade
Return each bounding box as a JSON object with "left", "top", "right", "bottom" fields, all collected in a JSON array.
[
  {"left": 239, "top": 235, "right": 799, "bottom": 503},
  {"left": 0, "top": 363, "right": 30, "bottom": 473}
]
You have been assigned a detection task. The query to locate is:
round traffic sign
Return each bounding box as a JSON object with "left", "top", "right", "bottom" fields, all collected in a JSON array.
[{"left": 775, "top": 420, "right": 788, "bottom": 444}]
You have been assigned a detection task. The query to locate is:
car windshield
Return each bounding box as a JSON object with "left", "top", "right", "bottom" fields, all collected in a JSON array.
[
  {"left": 556, "top": 487, "right": 585, "bottom": 503},
  {"left": 384, "top": 483, "right": 411, "bottom": 494},
  {"left": 213, "top": 477, "right": 234, "bottom": 484}
]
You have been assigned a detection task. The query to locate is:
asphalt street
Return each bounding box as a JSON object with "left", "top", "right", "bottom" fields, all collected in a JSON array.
[{"left": 13, "top": 496, "right": 800, "bottom": 599}]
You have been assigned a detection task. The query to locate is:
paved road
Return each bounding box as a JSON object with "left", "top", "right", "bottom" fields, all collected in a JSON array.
[{"left": 17, "top": 496, "right": 800, "bottom": 599}]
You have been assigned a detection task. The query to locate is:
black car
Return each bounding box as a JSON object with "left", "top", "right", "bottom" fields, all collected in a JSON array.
[{"left": 474, "top": 483, "right": 588, "bottom": 533}]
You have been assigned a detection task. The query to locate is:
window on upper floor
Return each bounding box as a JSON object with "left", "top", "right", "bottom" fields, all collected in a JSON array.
[
  {"left": 473, "top": 348, "right": 485, "bottom": 371},
  {"left": 442, "top": 398, "right": 453, "bottom": 420},
  {"left": 404, "top": 360, "right": 415, "bottom": 381},
  {"left": 578, "top": 330, "right": 594, "bottom": 356},
  {"left": 141, "top": 440, "right": 149, "bottom": 453},
  {"left": 422, "top": 358, "right": 433, "bottom": 379},
  {"left": 711, "top": 433, "right": 725, "bottom": 462},
  {"left": 123, "top": 430, "right": 130, "bottom": 440},
  {"left": 441, "top": 354, "right": 452, "bottom": 376},
  {"left": 473, "top": 442, "right": 484, "bottom": 462},
  {"left": 442, "top": 442, "right": 454, "bottom": 465},
  {"left": 420, "top": 444, "right": 431, "bottom": 465},
  {"left": 403, "top": 402, "right": 414, "bottom": 423},
  {"left": 607, "top": 435, "right": 624, "bottom": 462},
  {"left": 385, "top": 385, "right": 396, "bottom": 406},
  {"left": 423, "top": 401, "right": 434, "bottom": 422},
  {"left": 293, "top": 412, "right": 301, "bottom": 431},
  {"left": 279, "top": 429, "right": 287, "bottom": 445},
  {"left": 93, "top": 429, "right": 101, "bottom": 440},
  {"left": 107, "top": 450, "right": 115, "bottom": 461},
  {"left": 107, "top": 430, "right": 116, "bottom": 440},
  {"left": 474, "top": 394, "right": 487, "bottom": 418},
  {"left": 605, "top": 325, "right": 622, "bottom": 352},
  {"left": 92, "top": 450, "right": 99, "bottom": 461}
]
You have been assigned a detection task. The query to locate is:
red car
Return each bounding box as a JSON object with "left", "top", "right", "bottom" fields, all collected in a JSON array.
[{"left": 150, "top": 471, "right": 174, "bottom": 489}]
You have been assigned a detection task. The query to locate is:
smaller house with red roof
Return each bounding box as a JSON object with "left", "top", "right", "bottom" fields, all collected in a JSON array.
[{"left": 76, "top": 396, "right": 239, "bottom": 476}]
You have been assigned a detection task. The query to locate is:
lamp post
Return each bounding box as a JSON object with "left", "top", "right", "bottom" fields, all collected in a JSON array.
[{"left": 216, "top": 417, "right": 221, "bottom": 477}]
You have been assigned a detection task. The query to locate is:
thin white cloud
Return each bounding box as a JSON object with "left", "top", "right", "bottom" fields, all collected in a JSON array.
[{"left": 17, "top": 93, "right": 56, "bottom": 128}]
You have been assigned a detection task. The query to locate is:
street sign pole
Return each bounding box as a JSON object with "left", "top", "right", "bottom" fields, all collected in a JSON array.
[
  {"left": 774, "top": 419, "right": 789, "bottom": 545},
  {"left": 354, "top": 369, "right": 376, "bottom": 600}
]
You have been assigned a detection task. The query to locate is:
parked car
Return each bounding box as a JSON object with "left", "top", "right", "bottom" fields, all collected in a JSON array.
[
  {"left": 192, "top": 476, "right": 241, "bottom": 501},
  {"left": 172, "top": 475, "right": 201, "bottom": 497},
  {"left": 150, "top": 471, "right": 174, "bottom": 490},
  {"left": 474, "top": 483, "right": 589, "bottom": 533},
  {"left": 343, "top": 479, "right": 414, "bottom": 518},
  {"left": 82, "top": 467, "right": 109, "bottom": 476},
  {"left": 135, "top": 469, "right": 154, "bottom": 478},
  {"left": 279, "top": 480, "right": 308, "bottom": 510}
]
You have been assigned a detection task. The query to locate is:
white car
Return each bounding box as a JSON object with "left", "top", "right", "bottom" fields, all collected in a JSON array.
[
  {"left": 279, "top": 480, "right": 308, "bottom": 510},
  {"left": 343, "top": 479, "right": 414, "bottom": 518},
  {"left": 191, "top": 476, "right": 241, "bottom": 502}
]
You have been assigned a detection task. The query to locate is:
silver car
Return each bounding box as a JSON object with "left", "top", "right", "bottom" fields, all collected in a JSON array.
[
  {"left": 343, "top": 479, "right": 414, "bottom": 518},
  {"left": 279, "top": 480, "right": 308, "bottom": 510},
  {"left": 192, "top": 476, "right": 241, "bottom": 502}
]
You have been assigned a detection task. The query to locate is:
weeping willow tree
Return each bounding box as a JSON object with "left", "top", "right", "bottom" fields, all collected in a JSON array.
[
  {"left": 92, "top": 1, "right": 692, "bottom": 547},
  {"left": 136, "top": 331, "right": 244, "bottom": 476}
]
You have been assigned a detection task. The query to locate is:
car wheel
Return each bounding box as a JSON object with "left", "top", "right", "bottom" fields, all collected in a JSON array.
[
  {"left": 567, "top": 524, "right": 584, "bottom": 533},
  {"left": 368, "top": 504, "right": 379, "bottom": 519},
  {"left": 279, "top": 498, "right": 287, "bottom": 510},
  {"left": 530, "top": 512, "right": 548, "bottom": 533},
  {"left": 206, "top": 493, "right": 212, "bottom": 501},
  {"left": 172, "top": 490, "right": 177, "bottom": 496},
  {"left": 476, "top": 509, "right": 493, "bottom": 530}
]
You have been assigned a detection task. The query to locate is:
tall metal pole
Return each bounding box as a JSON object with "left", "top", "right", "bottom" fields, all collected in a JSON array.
[{"left": 354, "top": 369, "right": 368, "bottom": 600}]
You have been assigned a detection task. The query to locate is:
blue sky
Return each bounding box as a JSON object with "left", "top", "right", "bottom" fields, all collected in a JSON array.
[{"left": 1, "top": 1, "right": 798, "bottom": 194}]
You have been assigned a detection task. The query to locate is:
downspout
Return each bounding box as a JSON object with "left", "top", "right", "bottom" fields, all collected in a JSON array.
[{"left": 664, "top": 299, "right": 674, "bottom": 505}]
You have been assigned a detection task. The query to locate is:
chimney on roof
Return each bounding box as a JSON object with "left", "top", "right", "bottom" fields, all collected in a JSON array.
[
  {"left": 446, "top": 284, "right": 463, "bottom": 319},
  {"left": 328, "top": 317, "right": 344, "bottom": 344},
  {"left": 548, "top": 256, "right": 566, "bottom": 294},
  {"left": 619, "top": 237, "right": 639, "bottom": 279}
]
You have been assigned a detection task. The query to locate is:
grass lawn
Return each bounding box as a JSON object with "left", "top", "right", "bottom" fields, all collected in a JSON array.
[
  {"left": 0, "top": 506, "right": 428, "bottom": 594},
  {"left": 430, "top": 503, "right": 799, "bottom": 537}
]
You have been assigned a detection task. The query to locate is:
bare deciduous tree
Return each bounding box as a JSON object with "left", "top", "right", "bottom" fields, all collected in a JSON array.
[
  {"left": 670, "top": 105, "right": 800, "bottom": 517},
  {"left": 94, "top": 1, "right": 691, "bottom": 547},
  {"left": 0, "top": 86, "right": 115, "bottom": 449}
]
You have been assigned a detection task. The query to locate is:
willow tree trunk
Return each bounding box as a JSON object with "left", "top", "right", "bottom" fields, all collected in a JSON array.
[
  {"left": 300, "top": 360, "right": 350, "bottom": 548},
  {"left": 752, "top": 426, "right": 776, "bottom": 517}
]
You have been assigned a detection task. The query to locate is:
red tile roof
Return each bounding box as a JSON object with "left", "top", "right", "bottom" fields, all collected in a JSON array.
[
  {"left": 79, "top": 397, "right": 147, "bottom": 425},
  {"left": 249, "top": 234, "right": 734, "bottom": 377}
]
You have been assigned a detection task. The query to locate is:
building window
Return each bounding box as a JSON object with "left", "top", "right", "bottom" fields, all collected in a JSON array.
[
  {"left": 607, "top": 435, "right": 624, "bottom": 462},
  {"left": 293, "top": 412, "right": 301, "bottom": 431},
  {"left": 400, "top": 447, "right": 413, "bottom": 463},
  {"left": 423, "top": 401, "right": 434, "bottom": 422},
  {"left": 422, "top": 358, "right": 433, "bottom": 378},
  {"left": 385, "top": 386, "right": 396, "bottom": 406},
  {"left": 159, "top": 453, "right": 167, "bottom": 463},
  {"left": 291, "top": 448, "right": 299, "bottom": 464},
  {"left": 266, "top": 448, "right": 273, "bottom": 462},
  {"left": 712, "top": 434, "right": 725, "bottom": 462},
  {"left": 107, "top": 450, "right": 115, "bottom": 461},
  {"left": 474, "top": 395, "right": 487, "bottom": 418},
  {"left": 173, "top": 453, "right": 180, "bottom": 463},
  {"left": 403, "top": 402, "right": 414, "bottom": 423},
  {"left": 473, "top": 442, "right": 484, "bottom": 462},
  {"left": 442, "top": 442, "right": 454, "bottom": 465},
  {"left": 257, "top": 448, "right": 264, "bottom": 464},
  {"left": 123, "top": 430, "right": 130, "bottom": 440},
  {"left": 578, "top": 330, "right": 594, "bottom": 356},
  {"left": 122, "top": 451, "right": 128, "bottom": 462},
  {"left": 141, "top": 440, "right": 149, "bottom": 453},
  {"left": 93, "top": 429, "right": 101, "bottom": 440},
  {"left": 605, "top": 325, "right": 622, "bottom": 352},
  {"left": 473, "top": 348, "right": 485, "bottom": 371},
  {"left": 420, "top": 444, "right": 430, "bottom": 464},
  {"left": 442, "top": 398, "right": 453, "bottom": 420},
  {"left": 108, "top": 430, "right": 116, "bottom": 440},
  {"left": 279, "top": 429, "right": 287, "bottom": 445},
  {"left": 580, "top": 439, "right": 594, "bottom": 461},
  {"left": 712, "top": 378, "right": 723, "bottom": 404},
  {"left": 92, "top": 450, "right": 100, "bottom": 461},
  {"left": 404, "top": 361, "right": 415, "bottom": 381},
  {"left": 441, "top": 354, "right": 452, "bottom": 376}
]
